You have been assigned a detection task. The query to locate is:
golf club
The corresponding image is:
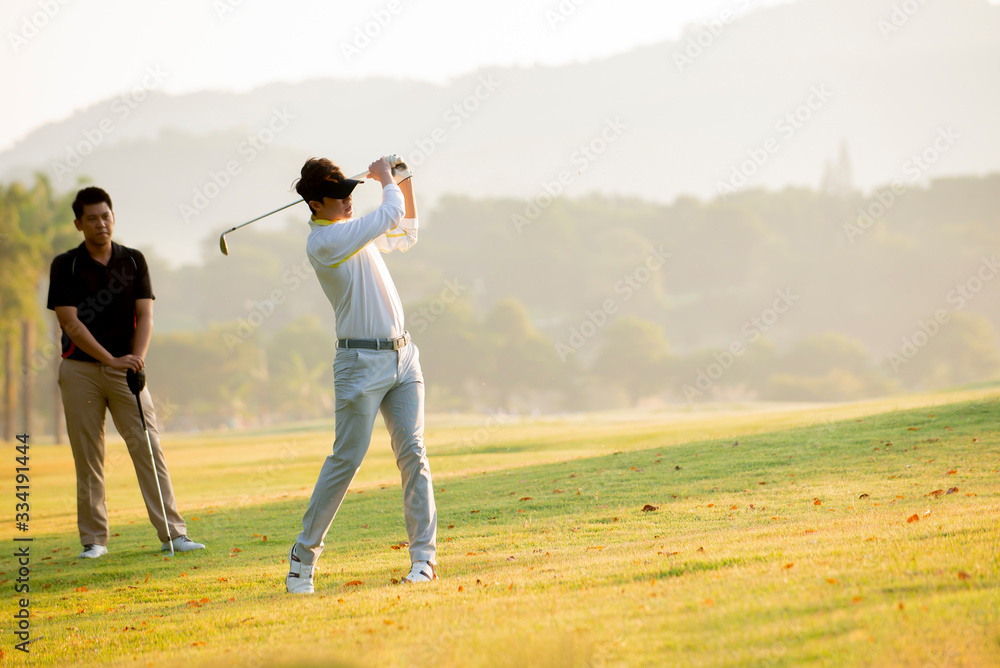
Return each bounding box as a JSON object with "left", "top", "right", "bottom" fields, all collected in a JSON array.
[
  {"left": 219, "top": 163, "right": 389, "bottom": 256},
  {"left": 126, "top": 368, "right": 174, "bottom": 557}
]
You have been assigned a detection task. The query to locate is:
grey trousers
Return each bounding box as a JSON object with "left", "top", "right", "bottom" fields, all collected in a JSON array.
[
  {"left": 59, "top": 358, "right": 187, "bottom": 546},
  {"left": 295, "top": 341, "right": 437, "bottom": 565}
]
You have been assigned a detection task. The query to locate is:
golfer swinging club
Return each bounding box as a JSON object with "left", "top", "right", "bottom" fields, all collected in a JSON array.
[
  {"left": 285, "top": 156, "right": 437, "bottom": 593},
  {"left": 47, "top": 187, "right": 204, "bottom": 559}
]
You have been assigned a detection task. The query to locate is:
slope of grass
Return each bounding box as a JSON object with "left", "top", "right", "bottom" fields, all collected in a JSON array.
[{"left": 1, "top": 392, "right": 998, "bottom": 666}]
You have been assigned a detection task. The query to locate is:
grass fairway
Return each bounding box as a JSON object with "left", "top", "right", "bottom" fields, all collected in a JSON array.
[{"left": 2, "top": 391, "right": 999, "bottom": 667}]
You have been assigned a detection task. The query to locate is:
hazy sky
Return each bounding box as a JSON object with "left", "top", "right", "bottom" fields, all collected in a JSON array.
[{"left": 2, "top": 0, "right": 799, "bottom": 151}]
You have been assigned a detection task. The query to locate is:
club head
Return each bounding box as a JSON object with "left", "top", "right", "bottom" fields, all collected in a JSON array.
[
  {"left": 126, "top": 368, "right": 146, "bottom": 396},
  {"left": 220, "top": 234, "right": 230, "bottom": 256}
]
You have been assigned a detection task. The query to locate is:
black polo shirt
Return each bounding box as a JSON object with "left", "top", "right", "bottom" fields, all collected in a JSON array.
[{"left": 46, "top": 242, "right": 155, "bottom": 363}]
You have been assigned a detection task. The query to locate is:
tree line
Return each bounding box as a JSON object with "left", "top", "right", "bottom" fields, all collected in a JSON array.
[{"left": 3, "top": 173, "right": 1000, "bottom": 436}]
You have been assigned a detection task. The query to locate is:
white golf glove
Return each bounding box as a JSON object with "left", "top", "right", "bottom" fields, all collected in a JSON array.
[{"left": 386, "top": 154, "right": 413, "bottom": 184}]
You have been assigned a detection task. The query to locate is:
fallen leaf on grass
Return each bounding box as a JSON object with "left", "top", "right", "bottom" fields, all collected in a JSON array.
[
  {"left": 75, "top": 586, "right": 88, "bottom": 593},
  {"left": 553, "top": 489, "right": 564, "bottom": 494},
  {"left": 958, "top": 572, "right": 971, "bottom": 581},
  {"left": 826, "top": 578, "right": 838, "bottom": 585},
  {"left": 928, "top": 490, "right": 945, "bottom": 498},
  {"left": 859, "top": 494, "right": 869, "bottom": 499},
  {"left": 458, "top": 586, "right": 464, "bottom": 592},
  {"left": 852, "top": 596, "right": 863, "bottom": 604},
  {"left": 907, "top": 514, "right": 920, "bottom": 523},
  {"left": 470, "top": 510, "right": 480, "bottom": 514},
  {"left": 946, "top": 487, "right": 959, "bottom": 495},
  {"left": 947, "top": 470, "right": 957, "bottom": 475},
  {"left": 343, "top": 581, "right": 363, "bottom": 587},
  {"left": 784, "top": 563, "right": 794, "bottom": 569},
  {"left": 384, "top": 620, "right": 394, "bottom": 626},
  {"left": 519, "top": 497, "right": 532, "bottom": 501},
  {"left": 217, "top": 577, "right": 228, "bottom": 582},
  {"left": 191, "top": 641, "right": 206, "bottom": 647},
  {"left": 641, "top": 504, "right": 659, "bottom": 512},
  {"left": 814, "top": 499, "right": 822, "bottom": 506},
  {"left": 907, "top": 427, "right": 921, "bottom": 431}
]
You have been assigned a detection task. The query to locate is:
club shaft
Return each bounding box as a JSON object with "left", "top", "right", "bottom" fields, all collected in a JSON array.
[
  {"left": 135, "top": 392, "right": 173, "bottom": 556},
  {"left": 223, "top": 170, "right": 369, "bottom": 235}
]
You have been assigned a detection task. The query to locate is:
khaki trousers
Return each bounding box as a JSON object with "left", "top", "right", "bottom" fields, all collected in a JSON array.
[{"left": 59, "top": 358, "right": 186, "bottom": 546}]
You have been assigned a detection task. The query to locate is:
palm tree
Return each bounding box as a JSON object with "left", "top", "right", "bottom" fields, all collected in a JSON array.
[{"left": 0, "top": 176, "right": 77, "bottom": 440}]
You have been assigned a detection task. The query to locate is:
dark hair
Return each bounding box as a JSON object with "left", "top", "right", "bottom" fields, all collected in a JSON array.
[
  {"left": 72, "top": 187, "right": 113, "bottom": 219},
  {"left": 294, "top": 158, "right": 346, "bottom": 214}
]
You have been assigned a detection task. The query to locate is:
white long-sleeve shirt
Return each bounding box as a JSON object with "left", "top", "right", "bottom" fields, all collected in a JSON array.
[{"left": 305, "top": 183, "right": 418, "bottom": 339}]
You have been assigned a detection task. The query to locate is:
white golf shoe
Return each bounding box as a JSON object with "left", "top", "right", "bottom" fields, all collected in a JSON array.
[
  {"left": 286, "top": 545, "right": 315, "bottom": 594},
  {"left": 401, "top": 561, "right": 437, "bottom": 584},
  {"left": 78, "top": 544, "right": 108, "bottom": 559},
  {"left": 161, "top": 536, "right": 205, "bottom": 552}
]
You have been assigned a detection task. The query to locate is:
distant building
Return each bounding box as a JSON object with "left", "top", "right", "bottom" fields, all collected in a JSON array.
[{"left": 821, "top": 140, "right": 854, "bottom": 197}]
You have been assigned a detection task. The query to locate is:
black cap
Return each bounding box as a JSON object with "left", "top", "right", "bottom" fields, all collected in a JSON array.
[{"left": 318, "top": 178, "right": 364, "bottom": 200}]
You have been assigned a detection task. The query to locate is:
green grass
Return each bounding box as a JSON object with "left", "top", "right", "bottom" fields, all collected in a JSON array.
[{"left": 2, "top": 390, "right": 999, "bottom": 666}]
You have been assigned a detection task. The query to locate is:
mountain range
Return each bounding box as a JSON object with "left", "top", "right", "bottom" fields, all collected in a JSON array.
[{"left": 3, "top": 0, "right": 998, "bottom": 264}]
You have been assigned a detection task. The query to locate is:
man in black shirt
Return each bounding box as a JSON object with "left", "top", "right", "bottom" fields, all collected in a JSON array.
[{"left": 47, "top": 187, "right": 204, "bottom": 559}]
